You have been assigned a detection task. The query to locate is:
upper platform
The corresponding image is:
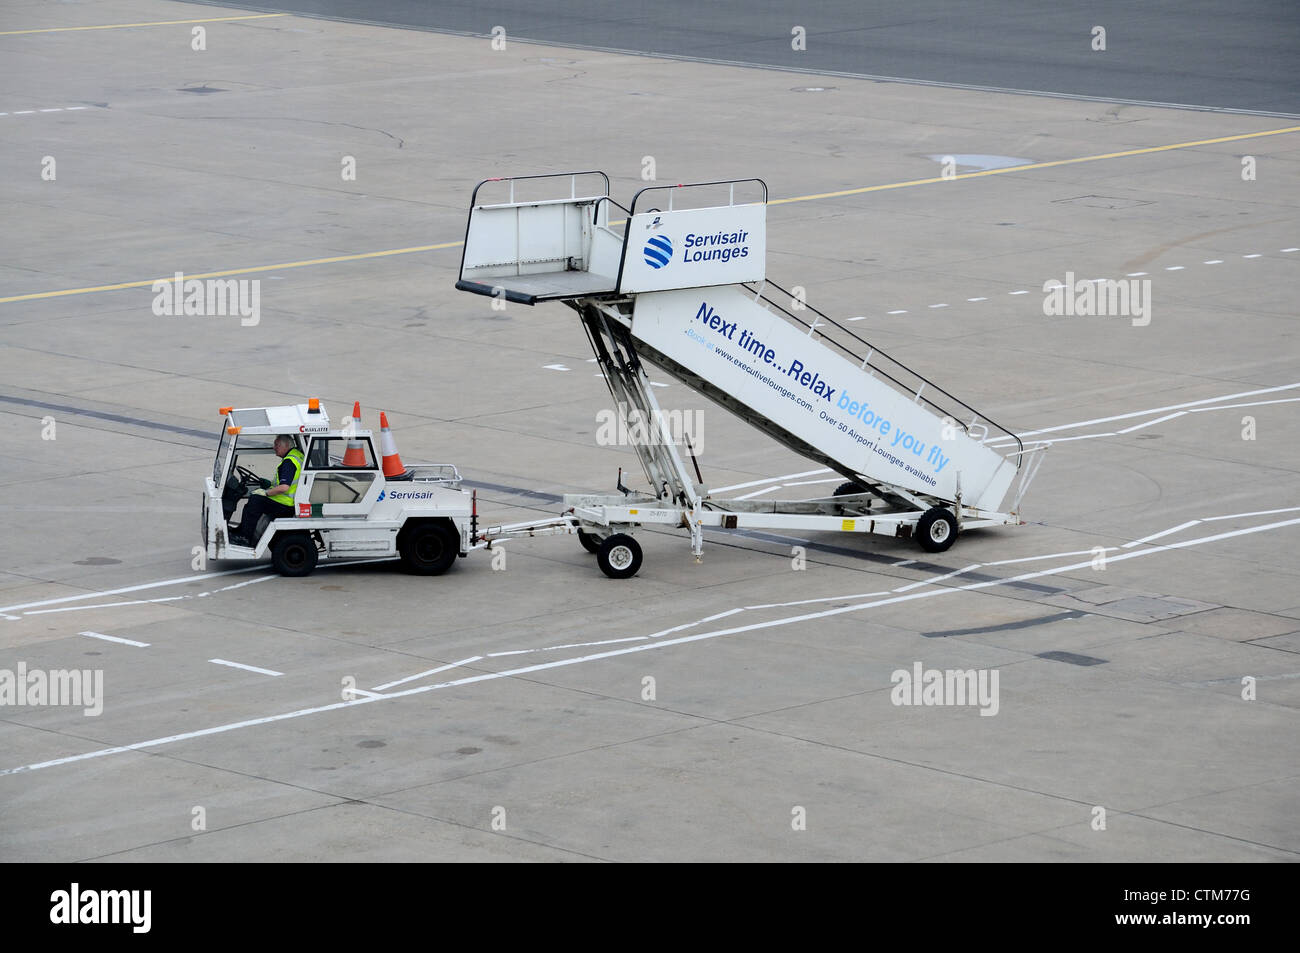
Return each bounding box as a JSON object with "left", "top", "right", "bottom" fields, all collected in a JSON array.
[{"left": 455, "top": 171, "right": 767, "bottom": 305}]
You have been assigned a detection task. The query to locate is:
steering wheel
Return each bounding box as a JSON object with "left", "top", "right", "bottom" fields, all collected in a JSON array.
[{"left": 234, "top": 465, "right": 265, "bottom": 492}]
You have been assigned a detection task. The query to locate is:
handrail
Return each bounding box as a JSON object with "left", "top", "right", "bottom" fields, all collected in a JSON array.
[{"left": 746, "top": 278, "right": 1025, "bottom": 467}]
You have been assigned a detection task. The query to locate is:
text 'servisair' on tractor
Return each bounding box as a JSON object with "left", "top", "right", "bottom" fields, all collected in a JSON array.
[{"left": 201, "top": 399, "right": 473, "bottom": 577}]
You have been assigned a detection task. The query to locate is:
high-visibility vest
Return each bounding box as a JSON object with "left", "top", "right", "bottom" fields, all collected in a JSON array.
[{"left": 268, "top": 448, "right": 304, "bottom": 506}]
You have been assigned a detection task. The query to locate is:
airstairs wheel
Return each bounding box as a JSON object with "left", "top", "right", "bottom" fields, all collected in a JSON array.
[
  {"left": 916, "top": 507, "right": 958, "bottom": 553},
  {"left": 597, "top": 534, "right": 642, "bottom": 579}
]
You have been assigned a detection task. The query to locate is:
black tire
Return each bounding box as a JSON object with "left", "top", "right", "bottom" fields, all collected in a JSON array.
[
  {"left": 271, "top": 533, "right": 318, "bottom": 577},
  {"left": 578, "top": 530, "right": 602, "bottom": 554},
  {"left": 596, "top": 533, "right": 642, "bottom": 579},
  {"left": 399, "top": 520, "right": 459, "bottom": 575},
  {"left": 833, "top": 481, "right": 868, "bottom": 497},
  {"left": 916, "top": 507, "right": 958, "bottom": 553}
]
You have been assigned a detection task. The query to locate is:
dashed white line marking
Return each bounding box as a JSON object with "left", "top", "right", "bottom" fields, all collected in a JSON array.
[
  {"left": 542, "top": 364, "right": 569, "bottom": 371},
  {"left": 928, "top": 303, "right": 948, "bottom": 309},
  {"left": 1203, "top": 260, "right": 1223, "bottom": 265},
  {"left": 1243, "top": 253, "right": 1262, "bottom": 259},
  {"left": 1165, "top": 265, "right": 1185, "bottom": 271},
  {"left": 1009, "top": 290, "right": 1029, "bottom": 295},
  {"left": 1282, "top": 248, "right": 1298, "bottom": 253},
  {"left": 887, "top": 309, "right": 908, "bottom": 315},
  {"left": 79, "top": 631, "right": 149, "bottom": 647},
  {"left": 209, "top": 659, "right": 283, "bottom": 677},
  {"left": 892, "top": 559, "right": 917, "bottom": 567},
  {"left": 649, "top": 381, "right": 669, "bottom": 388},
  {"left": 847, "top": 315, "right": 868, "bottom": 321},
  {"left": 1126, "top": 272, "right": 1148, "bottom": 277},
  {"left": 966, "top": 297, "right": 987, "bottom": 302},
  {"left": 13, "top": 111, "right": 35, "bottom": 115}
]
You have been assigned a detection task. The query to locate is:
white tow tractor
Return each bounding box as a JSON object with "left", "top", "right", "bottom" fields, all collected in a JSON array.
[{"left": 201, "top": 399, "right": 473, "bottom": 576}]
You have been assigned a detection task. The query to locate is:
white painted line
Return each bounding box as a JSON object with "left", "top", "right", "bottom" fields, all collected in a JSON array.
[
  {"left": 1165, "top": 265, "right": 1185, "bottom": 271},
  {"left": 735, "top": 484, "right": 785, "bottom": 500},
  {"left": 0, "top": 566, "right": 265, "bottom": 615},
  {"left": 80, "top": 631, "right": 149, "bottom": 647},
  {"left": 586, "top": 357, "right": 598, "bottom": 362},
  {"left": 712, "top": 469, "right": 831, "bottom": 493},
  {"left": 541, "top": 635, "right": 649, "bottom": 652},
  {"left": 1115, "top": 411, "right": 1186, "bottom": 434},
  {"left": 14, "top": 110, "right": 35, "bottom": 115},
  {"left": 986, "top": 547, "right": 1118, "bottom": 566},
  {"left": 887, "top": 309, "right": 908, "bottom": 315},
  {"left": 892, "top": 559, "right": 916, "bottom": 567},
  {"left": 893, "top": 564, "right": 982, "bottom": 592},
  {"left": 847, "top": 315, "right": 867, "bottom": 321},
  {"left": 372, "top": 656, "right": 482, "bottom": 691},
  {"left": 28, "top": 596, "right": 187, "bottom": 615},
  {"left": 8, "top": 514, "right": 1299, "bottom": 778},
  {"left": 649, "top": 382, "right": 669, "bottom": 388},
  {"left": 966, "top": 297, "right": 987, "bottom": 302},
  {"left": 344, "top": 688, "right": 384, "bottom": 699},
  {"left": 1201, "top": 506, "right": 1300, "bottom": 521},
  {"left": 745, "top": 592, "right": 891, "bottom": 610},
  {"left": 1126, "top": 272, "right": 1148, "bottom": 277},
  {"left": 66, "top": 106, "right": 87, "bottom": 111},
  {"left": 1243, "top": 253, "right": 1262, "bottom": 259},
  {"left": 646, "top": 608, "right": 745, "bottom": 640},
  {"left": 928, "top": 303, "right": 948, "bottom": 309},
  {"left": 1008, "top": 290, "right": 1028, "bottom": 295},
  {"left": 39, "top": 108, "right": 62, "bottom": 113},
  {"left": 209, "top": 659, "right": 283, "bottom": 677},
  {"left": 1012, "top": 383, "right": 1300, "bottom": 438},
  {"left": 1121, "top": 520, "right": 1202, "bottom": 548},
  {"left": 1187, "top": 397, "right": 1300, "bottom": 413},
  {"left": 1203, "top": 259, "right": 1223, "bottom": 264},
  {"left": 1281, "top": 248, "right": 1298, "bottom": 253},
  {"left": 542, "top": 364, "right": 569, "bottom": 371}
]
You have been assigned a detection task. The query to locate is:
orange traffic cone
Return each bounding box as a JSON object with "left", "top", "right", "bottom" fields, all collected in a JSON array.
[
  {"left": 342, "top": 400, "right": 368, "bottom": 466},
  {"left": 378, "top": 412, "right": 406, "bottom": 477}
]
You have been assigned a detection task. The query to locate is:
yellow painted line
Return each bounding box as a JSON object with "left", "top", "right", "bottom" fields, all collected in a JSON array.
[
  {"left": 3, "top": 124, "right": 1297, "bottom": 305},
  {"left": 0, "top": 243, "right": 463, "bottom": 304},
  {"left": 0, "top": 14, "right": 286, "bottom": 36},
  {"left": 767, "top": 125, "right": 1300, "bottom": 204}
]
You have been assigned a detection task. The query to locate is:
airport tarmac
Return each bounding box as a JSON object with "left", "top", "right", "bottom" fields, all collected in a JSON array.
[{"left": 0, "top": 1, "right": 1297, "bottom": 862}]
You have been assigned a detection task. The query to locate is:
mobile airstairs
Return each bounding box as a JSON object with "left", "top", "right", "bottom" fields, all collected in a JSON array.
[{"left": 454, "top": 172, "right": 1044, "bottom": 577}]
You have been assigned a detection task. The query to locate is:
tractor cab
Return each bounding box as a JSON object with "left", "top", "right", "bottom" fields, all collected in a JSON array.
[{"left": 201, "top": 399, "right": 472, "bottom": 576}]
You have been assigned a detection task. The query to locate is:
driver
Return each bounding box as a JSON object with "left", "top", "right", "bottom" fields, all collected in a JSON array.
[{"left": 231, "top": 435, "right": 304, "bottom": 546}]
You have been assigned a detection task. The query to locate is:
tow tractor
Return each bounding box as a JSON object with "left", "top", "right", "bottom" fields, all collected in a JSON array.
[{"left": 202, "top": 399, "right": 473, "bottom": 576}]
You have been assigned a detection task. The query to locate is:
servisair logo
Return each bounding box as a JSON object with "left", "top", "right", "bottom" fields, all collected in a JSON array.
[
  {"left": 644, "top": 231, "right": 751, "bottom": 269},
  {"left": 643, "top": 235, "right": 673, "bottom": 269},
  {"left": 378, "top": 489, "right": 437, "bottom": 501}
]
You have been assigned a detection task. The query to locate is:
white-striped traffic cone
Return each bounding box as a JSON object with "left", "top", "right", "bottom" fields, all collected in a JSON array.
[{"left": 378, "top": 411, "right": 406, "bottom": 477}]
